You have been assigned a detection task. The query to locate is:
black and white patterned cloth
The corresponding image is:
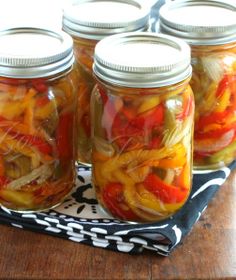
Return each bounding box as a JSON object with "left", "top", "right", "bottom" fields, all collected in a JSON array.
[{"left": 0, "top": 162, "right": 235, "bottom": 256}]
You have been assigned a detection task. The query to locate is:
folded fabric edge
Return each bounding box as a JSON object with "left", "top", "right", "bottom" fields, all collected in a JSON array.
[{"left": 0, "top": 217, "right": 170, "bottom": 256}]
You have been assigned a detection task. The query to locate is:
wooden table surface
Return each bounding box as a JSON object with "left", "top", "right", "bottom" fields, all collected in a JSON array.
[{"left": 0, "top": 170, "right": 235, "bottom": 280}]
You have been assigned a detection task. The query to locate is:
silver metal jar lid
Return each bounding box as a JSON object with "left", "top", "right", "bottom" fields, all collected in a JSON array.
[
  {"left": 159, "top": 0, "right": 236, "bottom": 45},
  {"left": 0, "top": 27, "right": 74, "bottom": 78},
  {"left": 63, "top": 0, "right": 150, "bottom": 40},
  {"left": 93, "top": 32, "right": 192, "bottom": 88}
]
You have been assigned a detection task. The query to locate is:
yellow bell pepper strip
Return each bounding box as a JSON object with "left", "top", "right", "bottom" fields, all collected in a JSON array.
[
  {"left": 102, "top": 182, "right": 139, "bottom": 220},
  {"left": 110, "top": 168, "right": 186, "bottom": 221},
  {"left": 127, "top": 165, "right": 150, "bottom": 184},
  {"left": 215, "top": 87, "right": 230, "bottom": 113},
  {"left": 140, "top": 144, "right": 186, "bottom": 170},
  {"left": 99, "top": 143, "right": 184, "bottom": 176},
  {"left": 112, "top": 168, "right": 152, "bottom": 221},
  {"left": 34, "top": 99, "right": 59, "bottom": 120},
  {"left": 93, "top": 162, "right": 110, "bottom": 187},
  {"left": 175, "top": 163, "right": 191, "bottom": 190},
  {"left": 137, "top": 96, "right": 160, "bottom": 114},
  {"left": 23, "top": 88, "right": 36, "bottom": 134},
  {"left": 0, "top": 101, "right": 26, "bottom": 120},
  {"left": 157, "top": 143, "right": 186, "bottom": 169},
  {"left": 0, "top": 189, "right": 33, "bottom": 207},
  {"left": 144, "top": 173, "right": 188, "bottom": 204}
]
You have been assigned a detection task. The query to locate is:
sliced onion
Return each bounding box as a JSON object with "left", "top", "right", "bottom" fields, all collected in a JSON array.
[
  {"left": 94, "top": 136, "right": 115, "bottom": 157},
  {"left": 201, "top": 56, "right": 224, "bottom": 82},
  {"left": 163, "top": 169, "right": 175, "bottom": 185},
  {"left": 5, "top": 164, "right": 53, "bottom": 191}
]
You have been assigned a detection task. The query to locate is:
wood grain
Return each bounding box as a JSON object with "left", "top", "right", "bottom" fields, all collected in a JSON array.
[{"left": 0, "top": 170, "right": 235, "bottom": 280}]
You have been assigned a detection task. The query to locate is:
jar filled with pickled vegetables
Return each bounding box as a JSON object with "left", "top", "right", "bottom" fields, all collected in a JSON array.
[
  {"left": 91, "top": 32, "right": 194, "bottom": 222},
  {"left": 159, "top": 0, "right": 236, "bottom": 169},
  {"left": 0, "top": 27, "right": 77, "bottom": 212},
  {"left": 63, "top": 0, "right": 150, "bottom": 165}
]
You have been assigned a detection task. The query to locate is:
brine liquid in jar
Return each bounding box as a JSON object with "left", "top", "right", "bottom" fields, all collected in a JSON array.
[
  {"left": 63, "top": 0, "right": 150, "bottom": 165},
  {"left": 91, "top": 32, "right": 194, "bottom": 223},
  {"left": 159, "top": 0, "right": 236, "bottom": 169},
  {"left": 0, "top": 28, "right": 77, "bottom": 212}
]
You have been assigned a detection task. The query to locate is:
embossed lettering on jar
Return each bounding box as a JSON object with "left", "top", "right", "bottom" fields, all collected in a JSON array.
[
  {"left": 159, "top": 0, "right": 236, "bottom": 170},
  {"left": 0, "top": 28, "right": 77, "bottom": 212},
  {"left": 63, "top": 0, "right": 150, "bottom": 165},
  {"left": 91, "top": 32, "right": 194, "bottom": 222}
]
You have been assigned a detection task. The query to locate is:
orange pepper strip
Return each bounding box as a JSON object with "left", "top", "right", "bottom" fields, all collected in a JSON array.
[
  {"left": 142, "top": 143, "right": 186, "bottom": 169},
  {"left": 176, "top": 164, "right": 191, "bottom": 190},
  {"left": 0, "top": 121, "right": 30, "bottom": 135}
]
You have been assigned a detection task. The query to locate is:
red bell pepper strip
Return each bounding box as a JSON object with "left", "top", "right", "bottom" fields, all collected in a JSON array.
[
  {"left": 36, "top": 96, "right": 50, "bottom": 107},
  {"left": 56, "top": 113, "right": 74, "bottom": 159},
  {"left": 0, "top": 176, "right": 10, "bottom": 187},
  {"left": 31, "top": 79, "right": 48, "bottom": 93},
  {"left": 111, "top": 114, "right": 142, "bottom": 149},
  {"left": 147, "top": 136, "right": 162, "bottom": 149},
  {"left": 196, "top": 110, "right": 231, "bottom": 129},
  {"left": 144, "top": 173, "right": 187, "bottom": 204},
  {"left": 216, "top": 74, "right": 236, "bottom": 98},
  {"left": 102, "top": 182, "right": 138, "bottom": 220},
  {"left": 195, "top": 124, "right": 236, "bottom": 140},
  {"left": 130, "top": 103, "right": 164, "bottom": 130}
]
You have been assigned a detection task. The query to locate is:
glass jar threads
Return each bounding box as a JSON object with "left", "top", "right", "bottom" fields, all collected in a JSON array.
[
  {"left": 63, "top": 0, "right": 150, "bottom": 165},
  {"left": 0, "top": 27, "right": 77, "bottom": 212},
  {"left": 159, "top": 0, "right": 236, "bottom": 169},
  {"left": 91, "top": 32, "right": 194, "bottom": 222}
]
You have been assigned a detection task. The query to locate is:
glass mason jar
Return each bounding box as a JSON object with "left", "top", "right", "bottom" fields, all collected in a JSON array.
[
  {"left": 91, "top": 32, "right": 194, "bottom": 223},
  {"left": 0, "top": 28, "right": 77, "bottom": 212},
  {"left": 63, "top": 0, "right": 150, "bottom": 165},
  {"left": 159, "top": 0, "right": 236, "bottom": 170}
]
